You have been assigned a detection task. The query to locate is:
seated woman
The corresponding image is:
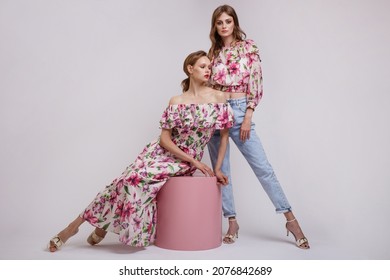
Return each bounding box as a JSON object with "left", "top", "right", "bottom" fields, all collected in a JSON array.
[{"left": 48, "top": 50, "right": 234, "bottom": 252}]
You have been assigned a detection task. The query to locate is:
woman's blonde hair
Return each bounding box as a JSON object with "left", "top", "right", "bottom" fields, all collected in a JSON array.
[{"left": 181, "top": 50, "right": 207, "bottom": 92}]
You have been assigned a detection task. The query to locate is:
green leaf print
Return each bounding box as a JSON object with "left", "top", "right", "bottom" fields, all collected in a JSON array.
[
  {"left": 186, "top": 136, "right": 194, "bottom": 146},
  {"left": 143, "top": 196, "right": 153, "bottom": 205}
]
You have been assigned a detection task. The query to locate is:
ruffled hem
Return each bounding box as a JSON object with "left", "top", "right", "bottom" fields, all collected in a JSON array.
[{"left": 159, "top": 103, "right": 234, "bottom": 130}]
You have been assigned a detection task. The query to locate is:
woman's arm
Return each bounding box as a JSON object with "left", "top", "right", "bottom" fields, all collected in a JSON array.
[
  {"left": 241, "top": 43, "right": 263, "bottom": 142},
  {"left": 159, "top": 128, "right": 214, "bottom": 177},
  {"left": 213, "top": 128, "right": 229, "bottom": 185}
]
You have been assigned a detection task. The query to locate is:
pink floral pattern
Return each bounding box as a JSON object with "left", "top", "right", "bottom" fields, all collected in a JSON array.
[
  {"left": 210, "top": 39, "right": 263, "bottom": 109},
  {"left": 81, "top": 103, "right": 233, "bottom": 247}
]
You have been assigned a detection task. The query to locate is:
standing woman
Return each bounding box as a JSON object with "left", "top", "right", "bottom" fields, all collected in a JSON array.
[{"left": 207, "top": 5, "right": 310, "bottom": 249}]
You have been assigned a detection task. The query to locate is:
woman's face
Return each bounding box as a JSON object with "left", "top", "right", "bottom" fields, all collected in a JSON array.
[
  {"left": 190, "top": 56, "right": 211, "bottom": 83},
  {"left": 215, "top": 12, "right": 235, "bottom": 39}
]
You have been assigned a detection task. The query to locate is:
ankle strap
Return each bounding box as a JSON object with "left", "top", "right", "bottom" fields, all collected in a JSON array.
[{"left": 286, "top": 218, "right": 296, "bottom": 223}]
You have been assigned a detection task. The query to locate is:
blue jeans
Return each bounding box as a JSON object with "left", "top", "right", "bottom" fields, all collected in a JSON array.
[{"left": 208, "top": 97, "right": 292, "bottom": 217}]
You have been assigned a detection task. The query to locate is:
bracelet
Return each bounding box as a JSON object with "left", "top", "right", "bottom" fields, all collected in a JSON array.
[{"left": 246, "top": 104, "right": 255, "bottom": 111}]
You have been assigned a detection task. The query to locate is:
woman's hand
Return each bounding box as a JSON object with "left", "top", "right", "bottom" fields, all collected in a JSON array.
[
  {"left": 191, "top": 160, "right": 215, "bottom": 177},
  {"left": 240, "top": 107, "right": 254, "bottom": 142},
  {"left": 240, "top": 118, "right": 251, "bottom": 142},
  {"left": 215, "top": 169, "right": 229, "bottom": 186}
]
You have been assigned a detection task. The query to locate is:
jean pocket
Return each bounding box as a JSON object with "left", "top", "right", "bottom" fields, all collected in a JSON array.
[{"left": 236, "top": 104, "right": 247, "bottom": 114}]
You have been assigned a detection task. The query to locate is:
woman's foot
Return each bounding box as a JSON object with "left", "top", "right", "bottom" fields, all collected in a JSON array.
[
  {"left": 223, "top": 218, "right": 239, "bottom": 244},
  {"left": 48, "top": 225, "right": 79, "bottom": 252},
  {"left": 87, "top": 228, "right": 107, "bottom": 246},
  {"left": 286, "top": 218, "right": 310, "bottom": 249}
]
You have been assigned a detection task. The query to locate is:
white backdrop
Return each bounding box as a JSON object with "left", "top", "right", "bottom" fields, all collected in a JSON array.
[{"left": 1, "top": 0, "right": 389, "bottom": 259}]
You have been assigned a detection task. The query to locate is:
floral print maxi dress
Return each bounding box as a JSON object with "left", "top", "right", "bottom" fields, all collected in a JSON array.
[{"left": 81, "top": 103, "right": 234, "bottom": 247}]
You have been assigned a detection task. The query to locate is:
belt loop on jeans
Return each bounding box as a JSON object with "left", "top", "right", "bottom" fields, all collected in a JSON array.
[{"left": 228, "top": 97, "right": 246, "bottom": 106}]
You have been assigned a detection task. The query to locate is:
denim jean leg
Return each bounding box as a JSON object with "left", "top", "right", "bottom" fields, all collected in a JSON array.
[
  {"left": 207, "top": 131, "right": 236, "bottom": 218},
  {"left": 229, "top": 99, "right": 292, "bottom": 213}
]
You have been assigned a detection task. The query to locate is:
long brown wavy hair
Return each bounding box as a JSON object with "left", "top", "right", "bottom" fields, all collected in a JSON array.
[
  {"left": 208, "top": 5, "right": 246, "bottom": 59},
  {"left": 181, "top": 50, "right": 208, "bottom": 92}
]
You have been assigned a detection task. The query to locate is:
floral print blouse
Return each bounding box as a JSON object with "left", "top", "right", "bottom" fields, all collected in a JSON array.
[{"left": 209, "top": 39, "right": 263, "bottom": 110}]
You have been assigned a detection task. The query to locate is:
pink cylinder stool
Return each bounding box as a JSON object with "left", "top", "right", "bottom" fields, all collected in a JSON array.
[{"left": 155, "top": 176, "right": 222, "bottom": 250}]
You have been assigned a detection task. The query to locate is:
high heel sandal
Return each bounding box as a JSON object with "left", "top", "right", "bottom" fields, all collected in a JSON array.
[
  {"left": 48, "top": 228, "right": 79, "bottom": 252},
  {"left": 48, "top": 235, "right": 64, "bottom": 252},
  {"left": 286, "top": 218, "right": 310, "bottom": 249},
  {"left": 223, "top": 218, "right": 239, "bottom": 244},
  {"left": 87, "top": 229, "right": 106, "bottom": 246}
]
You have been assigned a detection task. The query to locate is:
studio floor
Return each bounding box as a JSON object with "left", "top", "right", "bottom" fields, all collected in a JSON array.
[{"left": 1, "top": 218, "right": 387, "bottom": 261}]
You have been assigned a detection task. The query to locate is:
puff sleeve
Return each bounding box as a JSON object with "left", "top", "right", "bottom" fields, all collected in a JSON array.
[{"left": 245, "top": 40, "right": 263, "bottom": 110}]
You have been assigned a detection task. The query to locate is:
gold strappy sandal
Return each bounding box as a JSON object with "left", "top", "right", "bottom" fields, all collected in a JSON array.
[
  {"left": 48, "top": 235, "right": 64, "bottom": 252},
  {"left": 286, "top": 218, "right": 310, "bottom": 249},
  {"left": 87, "top": 229, "right": 106, "bottom": 246},
  {"left": 223, "top": 218, "right": 239, "bottom": 244}
]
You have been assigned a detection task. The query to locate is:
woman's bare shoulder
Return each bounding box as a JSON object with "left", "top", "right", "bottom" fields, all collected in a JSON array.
[{"left": 168, "top": 94, "right": 184, "bottom": 105}]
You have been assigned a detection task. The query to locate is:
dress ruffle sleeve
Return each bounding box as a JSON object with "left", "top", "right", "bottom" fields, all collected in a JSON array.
[
  {"left": 159, "top": 103, "right": 234, "bottom": 130},
  {"left": 159, "top": 105, "right": 182, "bottom": 129}
]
